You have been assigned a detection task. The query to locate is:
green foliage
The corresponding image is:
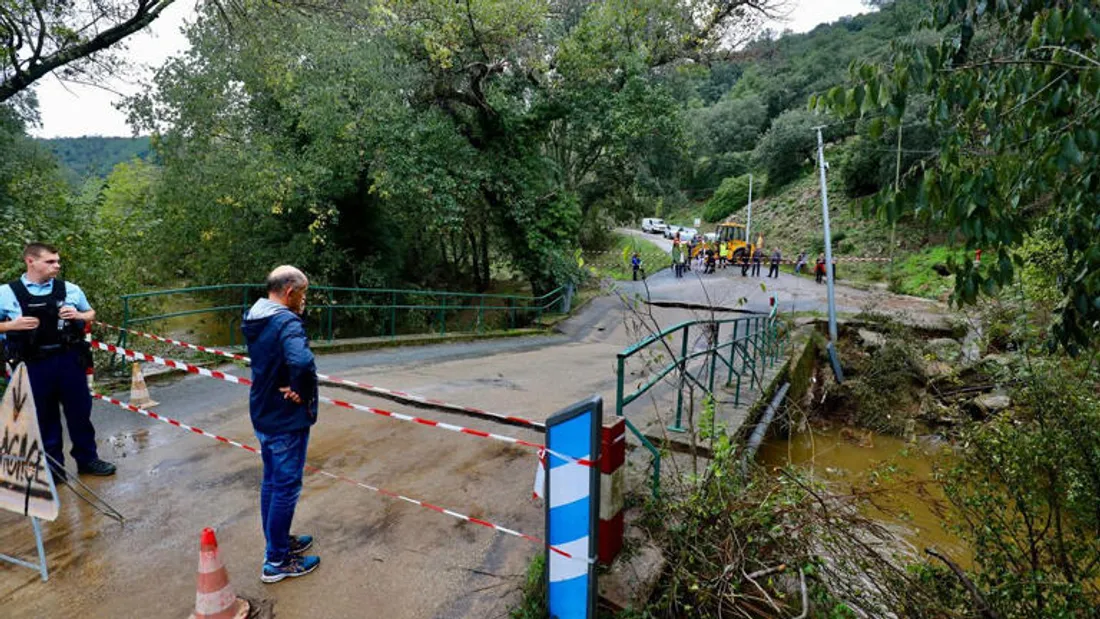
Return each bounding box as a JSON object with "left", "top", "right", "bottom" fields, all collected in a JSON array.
[
  {"left": 0, "top": 108, "right": 82, "bottom": 278},
  {"left": 941, "top": 362, "right": 1100, "bottom": 616},
  {"left": 38, "top": 137, "right": 151, "bottom": 183},
  {"left": 510, "top": 553, "right": 547, "bottom": 619},
  {"left": 691, "top": 94, "right": 767, "bottom": 155},
  {"left": 839, "top": 96, "right": 939, "bottom": 198},
  {"left": 820, "top": 0, "right": 1100, "bottom": 352},
  {"left": 888, "top": 245, "right": 966, "bottom": 298},
  {"left": 584, "top": 234, "right": 668, "bottom": 282},
  {"left": 752, "top": 109, "right": 830, "bottom": 190},
  {"left": 701, "top": 174, "right": 754, "bottom": 222}
]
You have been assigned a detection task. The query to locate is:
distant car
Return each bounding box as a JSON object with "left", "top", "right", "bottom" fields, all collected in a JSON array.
[
  {"left": 641, "top": 218, "right": 667, "bottom": 234},
  {"left": 665, "top": 226, "right": 697, "bottom": 241}
]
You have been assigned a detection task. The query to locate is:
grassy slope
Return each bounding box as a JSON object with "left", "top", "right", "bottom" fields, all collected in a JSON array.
[
  {"left": 583, "top": 233, "right": 671, "bottom": 281},
  {"left": 658, "top": 150, "right": 958, "bottom": 300}
]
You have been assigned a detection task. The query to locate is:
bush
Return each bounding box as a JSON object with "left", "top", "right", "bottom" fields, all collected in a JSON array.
[
  {"left": 684, "top": 151, "right": 750, "bottom": 200},
  {"left": 942, "top": 362, "right": 1100, "bottom": 616},
  {"left": 702, "top": 174, "right": 755, "bottom": 222},
  {"left": 841, "top": 136, "right": 883, "bottom": 197},
  {"left": 753, "top": 109, "right": 830, "bottom": 190}
]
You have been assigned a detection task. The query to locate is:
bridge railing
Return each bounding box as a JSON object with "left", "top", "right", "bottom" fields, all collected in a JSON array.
[
  {"left": 615, "top": 306, "right": 787, "bottom": 498},
  {"left": 116, "top": 284, "right": 570, "bottom": 349}
]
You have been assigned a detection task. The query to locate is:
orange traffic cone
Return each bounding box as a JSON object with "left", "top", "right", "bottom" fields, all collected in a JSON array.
[
  {"left": 129, "top": 362, "right": 159, "bottom": 408},
  {"left": 189, "top": 528, "right": 250, "bottom": 619}
]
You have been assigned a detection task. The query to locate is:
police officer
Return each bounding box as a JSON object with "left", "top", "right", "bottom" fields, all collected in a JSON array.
[{"left": 0, "top": 243, "right": 115, "bottom": 480}]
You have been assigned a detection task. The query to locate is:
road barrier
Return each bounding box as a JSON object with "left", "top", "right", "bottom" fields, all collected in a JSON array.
[
  {"left": 89, "top": 339, "right": 591, "bottom": 468},
  {"left": 91, "top": 392, "right": 575, "bottom": 559},
  {"left": 95, "top": 321, "right": 546, "bottom": 431}
]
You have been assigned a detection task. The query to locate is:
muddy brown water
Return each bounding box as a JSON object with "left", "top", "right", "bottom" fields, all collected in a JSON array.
[{"left": 759, "top": 427, "right": 971, "bottom": 565}]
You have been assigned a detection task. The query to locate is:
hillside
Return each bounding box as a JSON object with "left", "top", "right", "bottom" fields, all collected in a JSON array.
[
  {"left": 662, "top": 141, "right": 960, "bottom": 301},
  {"left": 38, "top": 136, "right": 152, "bottom": 182}
]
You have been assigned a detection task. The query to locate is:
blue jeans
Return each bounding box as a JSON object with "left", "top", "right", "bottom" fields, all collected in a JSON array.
[{"left": 255, "top": 428, "right": 310, "bottom": 564}]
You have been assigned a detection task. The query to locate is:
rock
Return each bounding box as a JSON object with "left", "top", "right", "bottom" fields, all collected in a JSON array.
[
  {"left": 974, "top": 391, "right": 1011, "bottom": 414},
  {"left": 918, "top": 359, "right": 955, "bottom": 381},
  {"left": 599, "top": 532, "right": 665, "bottom": 612},
  {"left": 926, "top": 338, "right": 963, "bottom": 363},
  {"left": 980, "top": 353, "right": 1018, "bottom": 369},
  {"left": 857, "top": 329, "right": 886, "bottom": 350}
]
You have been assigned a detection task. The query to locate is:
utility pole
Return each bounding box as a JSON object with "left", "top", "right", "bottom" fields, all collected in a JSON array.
[
  {"left": 815, "top": 126, "right": 844, "bottom": 382},
  {"left": 814, "top": 127, "right": 838, "bottom": 343},
  {"left": 745, "top": 173, "right": 753, "bottom": 248}
]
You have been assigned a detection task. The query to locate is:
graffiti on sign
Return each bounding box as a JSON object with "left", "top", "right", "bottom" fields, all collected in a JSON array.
[{"left": 0, "top": 364, "right": 59, "bottom": 521}]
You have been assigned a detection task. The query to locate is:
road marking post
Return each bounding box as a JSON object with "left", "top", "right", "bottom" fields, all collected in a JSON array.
[{"left": 545, "top": 396, "right": 602, "bottom": 619}]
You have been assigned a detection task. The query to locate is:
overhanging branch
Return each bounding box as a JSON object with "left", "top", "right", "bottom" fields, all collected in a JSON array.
[{"left": 0, "top": 0, "right": 176, "bottom": 103}]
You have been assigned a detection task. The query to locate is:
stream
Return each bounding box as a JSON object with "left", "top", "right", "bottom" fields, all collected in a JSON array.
[{"left": 759, "top": 426, "right": 971, "bottom": 565}]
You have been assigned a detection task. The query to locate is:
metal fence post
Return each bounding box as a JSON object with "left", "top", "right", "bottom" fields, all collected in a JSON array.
[
  {"left": 439, "top": 295, "right": 446, "bottom": 336},
  {"left": 728, "top": 320, "right": 739, "bottom": 386},
  {"left": 477, "top": 296, "right": 484, "bottom": 334},
  {"left": 326, "top": 288, "right": 335, "bottom": 342},
  {"left": 708, "top": 322, "right": 719, "bottom": 395},
  {"left": 669, "top": 325, "right": 689, "bottom": 433},
  {"left": 615, "top": 356, "right": 625, "bottom": 418},
  {"left": 119, "top": 297, "right": 130, "bottom": 349},
  {"left": 390, "top": 291, "right": 397, "bottom": 339}
]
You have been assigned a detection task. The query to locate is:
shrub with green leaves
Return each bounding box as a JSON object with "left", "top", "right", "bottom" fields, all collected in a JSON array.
[{"left": 702, "top": 174, "right": 755, "bottom": 222}]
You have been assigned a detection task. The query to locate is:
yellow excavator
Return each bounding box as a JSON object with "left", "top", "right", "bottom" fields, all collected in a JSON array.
[{"left": 690, "top": 221, "right": 762, "bottom": 262}]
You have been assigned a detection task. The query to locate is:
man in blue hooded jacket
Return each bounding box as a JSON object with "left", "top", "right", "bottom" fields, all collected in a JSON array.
[{"left": 242, "top": 265, "right": 321, "bottom": 583}]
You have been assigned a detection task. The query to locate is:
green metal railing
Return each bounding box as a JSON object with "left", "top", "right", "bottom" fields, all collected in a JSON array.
[
  {"left": 116, "top": 284, "right": 570, "bottom": 350},
  {"left": 615, "top": 307, "right": 788, "bottom": 497}
]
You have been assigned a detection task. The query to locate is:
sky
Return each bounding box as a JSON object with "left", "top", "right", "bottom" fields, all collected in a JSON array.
[{"left": 29, "top": 0, "right": 871, "bottom": 138}]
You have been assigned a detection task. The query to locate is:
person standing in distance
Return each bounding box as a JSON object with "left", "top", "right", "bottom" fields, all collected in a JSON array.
[
  {"left": 242, "top": 266, "right": 321, "bottom": 583},
  {"left": 0, "top": 243, "right": 115, "bottom": 480}
]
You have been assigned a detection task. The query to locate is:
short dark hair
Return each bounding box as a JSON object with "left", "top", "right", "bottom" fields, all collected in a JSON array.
[
  {"left": 23, "top": 243, "right": 58, "bottom": 259},
  {"left": 266, "top": 267, "right": 308, "bottom": 294}
]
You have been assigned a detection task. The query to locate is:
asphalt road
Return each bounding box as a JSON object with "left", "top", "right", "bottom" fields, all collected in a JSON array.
[{"left": 0, "top": 236, "right": 947, "bottom": 618}]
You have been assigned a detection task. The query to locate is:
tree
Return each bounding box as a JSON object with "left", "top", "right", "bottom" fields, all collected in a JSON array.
[
  {"left": 0, "top": 0, "right": 339, "bottom": 105},
  {"left": 0, "top": 0, "right": 178, "bottom": 103},
  {"left": 819, "top": 0, "right": 1100, "bottom": 351},
  {"left": 702, "top": 173, "right": 753, "bottom": 222},
  {"left": 752, "top": 108, "right": 828, "bottom": 190}
]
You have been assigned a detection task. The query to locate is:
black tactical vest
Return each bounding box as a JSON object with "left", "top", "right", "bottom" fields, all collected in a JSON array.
[{"left": 5, "top": 279, "right": 86, "bottom": 363}]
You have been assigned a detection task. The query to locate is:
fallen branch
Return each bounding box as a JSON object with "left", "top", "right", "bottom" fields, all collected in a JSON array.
[{"left": 925, "top": 547, "right": 1001, "bottom": 619}]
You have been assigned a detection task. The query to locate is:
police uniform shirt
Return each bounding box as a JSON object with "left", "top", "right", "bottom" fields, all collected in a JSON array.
[{"left": 0, "top": 275, "right": 91, "bottom": 341}]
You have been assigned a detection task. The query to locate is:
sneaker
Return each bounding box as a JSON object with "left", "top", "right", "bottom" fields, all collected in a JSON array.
[
  {"left": 77, "top": 459, "right": 116, "bottom": 476},
  {"left": 288, "top": 534, "right": 313, "bottom": 555},
  {"left": 261, "top": 555, "right": 320, "bottom": 584}
]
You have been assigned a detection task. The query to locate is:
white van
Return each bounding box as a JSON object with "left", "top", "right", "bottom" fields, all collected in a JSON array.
[{"left": 641, "top": 218, "right": 667, "bottom": 234}]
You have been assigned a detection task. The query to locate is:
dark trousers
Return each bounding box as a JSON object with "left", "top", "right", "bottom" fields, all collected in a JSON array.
[
  {"left": 741, "top": 260, "right": 749, "bottom": 276},
  {"left": 768, "top": 263, "right": 780, "bottom": 278},
  {"left": 256, "top": 428, "right": 310, "bottom": 564},
  {"left": 751, "top": 262, "right": 761, "bottom": 277},
  {"left": 674, "top": 262, "right": 684, "bottom": 278},
  {"left": 26, "top": 349, "right": 99, "bottom": 468}
]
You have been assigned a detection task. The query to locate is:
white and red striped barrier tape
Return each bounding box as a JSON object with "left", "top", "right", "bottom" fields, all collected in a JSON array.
[
  {"left": 91, "top": 393, "right": 571, "bottom": 559},
  {"left": 94, "top": 322, "right": 546, "bottom": 431},
  {"left": 90, "top": 339, "right": 593, "bottom": 468}
]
